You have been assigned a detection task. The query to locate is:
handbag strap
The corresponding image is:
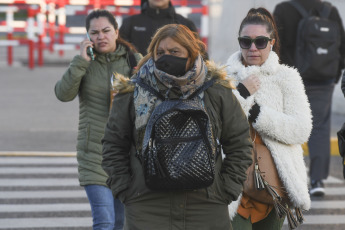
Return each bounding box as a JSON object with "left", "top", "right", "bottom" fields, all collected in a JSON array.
[
  {"left": 249, "top": 124, "right": 258, "bottom": 163},
  {"left": 249, "top": 124, "right": 266, "bottom": 162}
]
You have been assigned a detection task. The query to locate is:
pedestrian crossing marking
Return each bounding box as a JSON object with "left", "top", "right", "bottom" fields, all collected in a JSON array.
[
  {"left": 296, "top": 215, "right": 345, "bottom": 225},
  {"left": 0, "top": 167, "right": 77, "bottom": 174},
  {"left": 0, "top": 190, "right": 86, "bottom": 198},
  {"left": 0, "top": 217, "right": 92, "bottom": 229},
  {"left": 324, "top": 175, "right": 344, "bottom": 184},
  {"left": 0, "top": 203, "right": 90, "bottom": 212},
  {"left": 324, "top": 187, "right": 345, "bottom": 195},
  {"left": 1, "top": 156, "right": 345, "bottom": 229},
  {"left": 311, "top": 201, "right": 345, "bottom": 209},
  {"left": 0, "top": 156, "right": 77, "bottom": 164},
  {"left": 0, "top": 178, "right": 80, "bottom": 186},
  {"left": 0, "top": 151, "right": 76, "bottom": 157}
]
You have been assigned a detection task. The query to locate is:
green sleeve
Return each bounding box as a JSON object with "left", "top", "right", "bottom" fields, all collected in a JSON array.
[{"left": 54, "top": 55, "right": 89, "bottom": 102}]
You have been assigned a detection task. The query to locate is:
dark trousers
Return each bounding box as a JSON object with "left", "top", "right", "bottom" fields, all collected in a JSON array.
[
  {"left": 305, "top": 83, "right": 335, "bottom": 181},
  {"left": 231, "top": 209, "right": 285, "bottom": 230}
]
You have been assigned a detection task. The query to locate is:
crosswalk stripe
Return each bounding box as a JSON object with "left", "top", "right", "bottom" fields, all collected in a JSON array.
[
  {"left": 1, "top": 156, "right": 345, "bottom": 229},
  {"left": 0, "top": 178, "right": 80, "bottom": 186},
  {"left": 0, "top": 217, "right": 92, "bottom": 229},
  {"left": 324, "top": 175, "right": 344, "bottom": 184},
  {"left": 325, "top": 187, "right": 345, "bottom": 195},
  {"left": 311, "top": 201, "right": 345, "bottom": 209},
  {"left": 0, "top": 190, "right": 86, "bottom": 199},
  {"left": 0, "top": 167, "right": 77, "bottom": 174},
  {"left": 301, "top": 215, "right": 345, "bottom": 224},
  {"left": 0, "top": 151, "right": 76, "bottom": 157},
  {"left": 283, "top": 215, "right": 345, "bottom": 225},
  {"left": 0, "top": 203, "right": 90, "bottom": 212},
  {"left": 0, "top": 157, "right": 77, "bottom": 164}
]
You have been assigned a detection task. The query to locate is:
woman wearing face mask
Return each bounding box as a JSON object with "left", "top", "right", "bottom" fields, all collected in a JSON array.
[
  {"left": 102, "top": 24, "right": 253, "bottom": 230},
  {"left": 226, "top": 8, "right": 312, "bottom": 230},
  {"left": 55, "top": 9, "right": 142, "bottom": 230}
]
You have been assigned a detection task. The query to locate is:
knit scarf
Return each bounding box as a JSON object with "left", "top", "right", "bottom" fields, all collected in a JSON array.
[{"left": 133, "top": 55, "right": 207, "bottom": 148}]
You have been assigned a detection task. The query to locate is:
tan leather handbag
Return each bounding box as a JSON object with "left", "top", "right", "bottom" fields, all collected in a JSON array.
[
  {"left": 243, "top": 127, "right": 288, "bottom": 205},
  {"left": 243, "top": 125, "right": 304, "bottom": 230}
]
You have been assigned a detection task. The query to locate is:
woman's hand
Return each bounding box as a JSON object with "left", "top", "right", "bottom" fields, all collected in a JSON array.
[
  {"left": 241, "top": 75, "right": 261, "bottom": 95},
  {"left": 80, "top": 38, "right": 94, "bottom": 61}
]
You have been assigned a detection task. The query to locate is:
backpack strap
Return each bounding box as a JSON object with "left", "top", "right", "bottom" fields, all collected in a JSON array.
[
  {"left": 134, "top": 75, "right": 166, "bottom": 101},
  {"left": 188, "top": 78, "right": 216, "bottom": 100},
  {"left": 125, "top": 46, "right": 138, "bottom": 75},
  {"left": 289, "top": 0, "right": 309, "bottom": 18},
  {"left": 320, "top": 1, "right": 332, "bottom": 19}
]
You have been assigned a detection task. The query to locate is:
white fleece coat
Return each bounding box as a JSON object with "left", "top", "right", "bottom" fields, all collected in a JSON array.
[{"left": 226, "top": 51, "right": 312, "bottom": 219}]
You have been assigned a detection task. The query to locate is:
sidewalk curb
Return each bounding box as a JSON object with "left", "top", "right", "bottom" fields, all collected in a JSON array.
[{"left": 303, "top": 137, "right": 340, "bottom": 156}]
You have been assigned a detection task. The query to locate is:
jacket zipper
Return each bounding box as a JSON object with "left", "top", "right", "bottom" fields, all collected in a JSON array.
[{"left": 106, "top": 53, "right": 112, "bottom": 109}]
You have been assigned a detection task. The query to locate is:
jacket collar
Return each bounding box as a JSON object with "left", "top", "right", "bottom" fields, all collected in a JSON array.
[
  {"left": 113, "top": 60, "right": 234, "bottom": 94},
  {"left": 226, "top": 51, "right": 280, "bottom": 79},
  {"left": 95, "top": 44, "right": 127, "bottom": 64}
]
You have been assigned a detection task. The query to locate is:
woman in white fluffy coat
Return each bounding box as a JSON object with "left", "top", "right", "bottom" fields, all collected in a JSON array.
[{"left": 226, "top": 8, "right": 312, "bottom": 230}]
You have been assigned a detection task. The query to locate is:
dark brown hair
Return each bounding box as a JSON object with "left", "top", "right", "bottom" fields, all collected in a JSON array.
[
  {"left": 86, "top": 9, "right": 137, "bottom": 52},
  {"left": 239, "top": 8, "right": 280, "bottom": 58},
  {"left": 136, "top": 24, "right": 206, "bottom": 72}
]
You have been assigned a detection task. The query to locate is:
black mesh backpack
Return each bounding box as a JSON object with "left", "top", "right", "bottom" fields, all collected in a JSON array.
[
  {"left": 135, "top": 77, "right": 218, "bottom": 191},
  {"left": 289, "top": 0, "right": 341, "bottom": 81}
]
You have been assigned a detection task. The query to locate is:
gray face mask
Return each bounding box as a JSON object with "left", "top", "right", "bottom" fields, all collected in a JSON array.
[{"left": 155, "top": 55, "right": 188, "bottom": 77}]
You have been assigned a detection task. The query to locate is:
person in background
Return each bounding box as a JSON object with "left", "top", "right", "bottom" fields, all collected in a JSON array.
[
  {"left": 102, "top": 24, "right": 252, "bottom": 230},
  {"left": 226, "top": 8, "right": 312, "bottom": 229},
  {"left": 119, "top": 0, "right": 198, "bottom": 56},
  {"left": 274, "top": 0, "right": 345, "bottom": 197},
  {"left": 55, "top": 9, "right": 142, "bottom": 230}
]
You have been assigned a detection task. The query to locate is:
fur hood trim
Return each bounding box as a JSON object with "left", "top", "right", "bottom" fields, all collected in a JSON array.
[{"left": 112, "top": 60, "right": 234, "bottom": 94}]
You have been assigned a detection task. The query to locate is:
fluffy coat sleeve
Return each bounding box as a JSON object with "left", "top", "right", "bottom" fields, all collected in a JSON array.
[{"left": 253, "top": 67, "right": 312, "bottom": 145}]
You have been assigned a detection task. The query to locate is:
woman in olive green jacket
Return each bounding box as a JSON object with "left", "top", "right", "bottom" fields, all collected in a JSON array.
[
  {"left": 55, "top": 9, "right": 141, "bottom": 230},
  {"left": 102, "top": 24, "right": 252, "bottom": 230}
]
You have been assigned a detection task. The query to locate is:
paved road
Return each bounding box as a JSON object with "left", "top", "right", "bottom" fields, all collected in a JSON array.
[
  {"left": 0, "top": 65, "right": 78, "bottom": 151},
  {"left": 0, "top": 156, "right": 92, "bottom": 230},
  {"left": 0, "top": 155, "right": 345, "bottom": 229}
]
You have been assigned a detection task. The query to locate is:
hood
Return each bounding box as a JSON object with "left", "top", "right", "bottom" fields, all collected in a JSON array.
[
  {"left": 112, "top": 60, "right": 234, "bottom": 94},
  {"left": 95, "top": 44, "right": 127, "bottom": 64},
  {"left": 141, "top": 0, "right": 173, "bottom": 12}
]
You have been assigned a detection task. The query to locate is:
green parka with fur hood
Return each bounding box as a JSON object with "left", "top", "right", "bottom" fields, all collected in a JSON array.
[
  {"left": 102, "top": 61, "right": 253, "bottom": 230},
  {"left": 55, "top": 44, "right": 142, "bottom": 186}
]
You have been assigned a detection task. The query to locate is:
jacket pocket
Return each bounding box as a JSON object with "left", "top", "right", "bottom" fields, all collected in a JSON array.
[
  {"left": 210, "top": 171, "right": 230, "bottom": 204},
  {"left": 117, "top": 189, "right": 128, "bottom": 203}
]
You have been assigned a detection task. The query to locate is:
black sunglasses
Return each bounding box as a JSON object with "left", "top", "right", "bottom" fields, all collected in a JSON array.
[{"left": 238, "top": 36, "right": 272, "bottom": 49}]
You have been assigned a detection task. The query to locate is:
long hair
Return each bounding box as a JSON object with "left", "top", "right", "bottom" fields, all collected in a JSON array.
[
  {"left": 135, "top": 24, "right": 206, "bottom": 72},
  {"left": 239, "top": 8, "right": 280, "bottom": 58},
  {"left": 85, "top": 9, "right": 137, "bottom": 52}
]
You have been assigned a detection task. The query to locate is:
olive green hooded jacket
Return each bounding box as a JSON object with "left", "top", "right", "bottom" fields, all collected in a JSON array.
[
  {"left": 102, "top": 61, "right": 252, "bottom": 230},
  {"left": 55, "top": 44, "right": 142, "bottom": 186}
]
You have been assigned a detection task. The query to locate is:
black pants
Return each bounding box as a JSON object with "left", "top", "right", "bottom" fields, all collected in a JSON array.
[{"left": 305, "top": 82, "right": 335, "bottom": 181}]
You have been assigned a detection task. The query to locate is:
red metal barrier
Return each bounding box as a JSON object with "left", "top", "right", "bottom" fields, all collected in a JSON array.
[{"left": 0, "top": 0, "right": 209, "bottom": 68}]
